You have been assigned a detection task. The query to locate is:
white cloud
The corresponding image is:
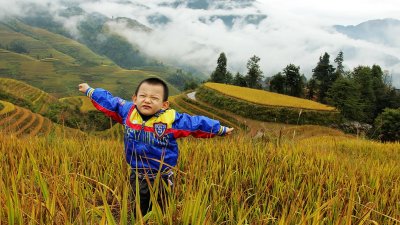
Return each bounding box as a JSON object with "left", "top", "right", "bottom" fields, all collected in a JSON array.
[{"left": 1, "top": 0, "right": 400, "bottom": 87}]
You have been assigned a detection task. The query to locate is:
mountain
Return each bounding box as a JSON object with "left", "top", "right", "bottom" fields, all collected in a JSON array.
[
  {"left": 334, "top": 18, "right": 400, "bottom": 48},
  {"left": 20, "top": 7, "right": 159, "bottom": 69},
  {"left": 13, "top": 5, "right": 205, "bottom": 89},
  {"left": 334, "top": 18, "right": 400, "bottom": 83}
]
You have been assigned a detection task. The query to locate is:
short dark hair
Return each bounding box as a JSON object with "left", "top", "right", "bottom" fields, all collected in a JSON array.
[{"left": 135, "top": 77, "right": 169, "bottom": 101}]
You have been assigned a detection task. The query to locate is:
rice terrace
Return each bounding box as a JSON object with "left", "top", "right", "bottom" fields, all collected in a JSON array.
[{"left": 1, "top": 3, "right": 400, "bottom": 225}]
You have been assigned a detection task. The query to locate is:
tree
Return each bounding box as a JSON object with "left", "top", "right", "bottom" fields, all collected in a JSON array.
[
  {"left": 374, "top": 108, "right": 400, "bottom": 142},
  {"left": 233, "top": 72, "right": 247, "bottom": 87},
  {"left": 306, "top": 78, "right": 317, "bottom": 100},
  {"left": 327, "top": 77, "right": 363, "bottom": 121},
  {"left": 245, "top": 55, "right": 263, "bottom": 89},
  {"left": 283, "top": 64, "right": 304, "bottom": 97},
  {"left": 210, "top": 52, "right": 228, "bottom": 83},
  {"left": 371, "top": 65, "right": 388, "bottom": 118},
  {"left": 225, "top": 71, "right": 233, "bottom": 84},
  {"left": 312, "top": 52, "right": 335, "bottom": 103},
  {"left": 334, "top": 51, "right": 344, "bottom": 77},
  {"left": 269, "top": 72, "right": 285, "bottom": 94},
  {"left": 352, "top": 66, "right": 376, "bottom": 123}
]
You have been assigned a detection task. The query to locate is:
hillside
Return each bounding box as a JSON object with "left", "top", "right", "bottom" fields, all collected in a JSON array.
[
  {"left": 195, "top": 83, "right": 340, "bottom": 126},
  {"left": 0, "top": 78, "right": 57, "bottom": 114},
  {"left": 0, "top": 19, "right": 181, "bottom": 99}
]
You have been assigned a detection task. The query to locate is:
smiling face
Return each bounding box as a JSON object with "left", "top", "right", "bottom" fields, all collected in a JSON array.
[{"left": 133, "top": 82, "right": 169, "bottom": 116}]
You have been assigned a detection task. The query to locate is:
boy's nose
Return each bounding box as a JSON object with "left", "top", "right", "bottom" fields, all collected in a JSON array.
[{"left": 144, "top": 97, "right": 151, "bottom": 103}]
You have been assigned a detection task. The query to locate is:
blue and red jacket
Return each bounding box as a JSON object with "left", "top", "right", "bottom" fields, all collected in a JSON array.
[{"left": 86, "top": 88, "right": 227, "bottom": 174}]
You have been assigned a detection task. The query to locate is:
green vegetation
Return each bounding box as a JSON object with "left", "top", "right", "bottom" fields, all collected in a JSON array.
[
  {"left": 374, "top": 108, "right": 400, "bottom": 142},
  {"left": 269, "top": 64, "right": 306, "bottom": 97},
  {"left": 196, "top": 85, "right": 340, "bottom": 126},
  {"left": 0, "top": 101, "right": 3, "bottom": 110}
]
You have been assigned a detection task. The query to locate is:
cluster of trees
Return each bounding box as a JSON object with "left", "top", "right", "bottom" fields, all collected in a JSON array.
[
  {"left": 268, "top": 64, "right": 306, "bottom": 97},
  {"left": 209, "top": 51, "right": 400, "bottom": 141},
  {"left": 210, "top": 53, "right": 263, "bottom": 89}
]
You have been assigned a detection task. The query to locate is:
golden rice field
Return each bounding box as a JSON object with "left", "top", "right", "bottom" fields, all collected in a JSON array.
[
  {"left": 205, "top": 83, "right": 336, "bottom": 111},
  {"left": 1, "top": 131, "right": 399, "bottom": 224}
]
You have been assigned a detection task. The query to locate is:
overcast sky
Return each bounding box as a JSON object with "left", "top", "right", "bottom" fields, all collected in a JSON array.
[{"left": 1, "top": 0, "right": 400, "bottom": 86}]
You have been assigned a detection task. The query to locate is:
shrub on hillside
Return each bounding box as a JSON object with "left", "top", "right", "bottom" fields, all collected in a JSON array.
[
  {"left": 44, "top": 102, "right": 112, "bottom": 131},
  {"left": 0, "top": 102, "right": 3, "bottom": 111},
  {"left": 374, "top": 108, "right": 400, "bottom": 142},
  {"left": 9, "top": 40, "right": 29, "bottom": 54}
]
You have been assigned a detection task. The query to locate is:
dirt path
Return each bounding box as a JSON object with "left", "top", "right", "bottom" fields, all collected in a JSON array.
[{"left": 187, "top": 91, "right": 196, "bottom": 100}]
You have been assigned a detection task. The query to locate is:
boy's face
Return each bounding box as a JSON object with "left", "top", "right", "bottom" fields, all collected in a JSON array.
[{"left": 133, "top": 82, "right": 169, "bottom": 116}]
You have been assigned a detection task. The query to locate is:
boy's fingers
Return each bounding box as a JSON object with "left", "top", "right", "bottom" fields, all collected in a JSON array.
[
  {"left": 226, "top": 127, "right": 234, "bottom": 135},
  {"left": 78, "top": 83, "right": 89, "bottom": 93}
]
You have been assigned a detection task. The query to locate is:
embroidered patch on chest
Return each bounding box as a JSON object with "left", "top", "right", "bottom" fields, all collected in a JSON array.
[{"left": 154, "top": 122, "right": 167, "bottom": 138}]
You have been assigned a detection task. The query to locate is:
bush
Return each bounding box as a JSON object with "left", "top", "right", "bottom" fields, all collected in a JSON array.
[
  {"left": 9, "top": 40, "right": 29, "bottom": 54},
  {"left": 44, "top": 101, "right": 113, "bottom": 131},
  {"left": 0, "top": 102, "right": 3, "bottom": 111},
  {"left": 374, "top": 108, "right": 400, "bottom": 142}
]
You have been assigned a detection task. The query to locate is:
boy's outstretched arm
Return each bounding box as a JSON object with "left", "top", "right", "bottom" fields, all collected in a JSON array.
[
  {"left": 172, "top": 112, "right": 234, "bottom": 138},
  {"left": 78, "top": 83, "right": 130, "bottom": 124}
]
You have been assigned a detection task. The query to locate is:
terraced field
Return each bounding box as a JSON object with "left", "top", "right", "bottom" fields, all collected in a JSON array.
[
  {"left": 0, "top": 100, "right": 85, "bottom": 138},
  {"left": 205, "top": 82, "right": 336, "bottom": 111},
  {"left": 0, "top": 78, "right": 57, "bottom": 113}
]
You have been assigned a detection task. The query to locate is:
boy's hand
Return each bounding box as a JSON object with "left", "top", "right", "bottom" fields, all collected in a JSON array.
[
  {"left": 78, "top": 83, "right": 90, "bottom": 93},
  {"left": 225, "top": 127, "right": 234, "bottom": 135}
]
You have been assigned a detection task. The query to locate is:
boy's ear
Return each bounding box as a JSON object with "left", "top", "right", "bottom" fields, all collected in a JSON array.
[
  {"left": 132, "top": 95, "right": 137, "bottom": 102},
  {"left": 162, "top": 100, "right": 170, "bottom": 109}
]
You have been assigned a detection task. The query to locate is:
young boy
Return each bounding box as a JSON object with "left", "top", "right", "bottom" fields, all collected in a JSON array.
[{"left": 78, "top": 78, "right": 233, "bottom": 215}]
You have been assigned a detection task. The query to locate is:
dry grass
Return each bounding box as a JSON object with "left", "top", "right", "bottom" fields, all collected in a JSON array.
[{"left": 1, "top": 131, "right": 399, "bottom": 224}]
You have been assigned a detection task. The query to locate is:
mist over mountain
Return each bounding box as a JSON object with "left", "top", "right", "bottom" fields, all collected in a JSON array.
[
  {"left": 1, "top": 0, "right": 400, "bottom": 87},
  {"left": 335, "top": 19, "right": 400, "bottom": 48}
]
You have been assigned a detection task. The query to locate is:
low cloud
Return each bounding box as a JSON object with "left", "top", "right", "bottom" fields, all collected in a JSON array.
[{"left": 1, "top": 0, "right": 400, "bottom": 87}]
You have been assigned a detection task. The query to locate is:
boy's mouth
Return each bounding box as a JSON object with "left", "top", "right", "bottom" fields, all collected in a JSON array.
[{"left": 142, "top": 105, "right": 151, "bottom": 110}]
